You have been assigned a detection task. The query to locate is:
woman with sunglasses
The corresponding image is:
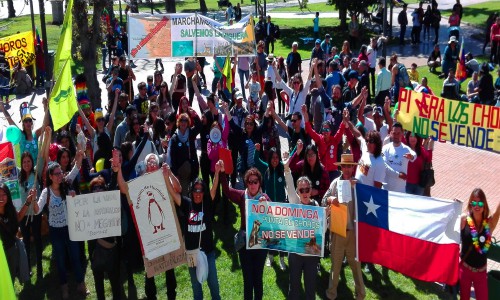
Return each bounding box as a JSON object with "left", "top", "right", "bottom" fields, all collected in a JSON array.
[
  {"left": 124, "top": 114, "right": 142, "bottom": 144},
  {"left": 33, "top": 151, "right": 88, "bottom": 299},
  {"left": 460, "top": 188, "right": 500, "bottom": 300},
  {"left": 16, "top": 152, "right": 44, "bottom": 279},
  {"left": 156, "top": 81, "right": 174, "bottom": 119},
  {"left": 274, "top": 58, "right": 314, "bottom": 128},
  {"left": 302, "top": 104, "right": 345, "bottom": 181},
  {"left": 1, "top": 100, "right": 49, "bottom": 166},
  {"left": 283, "top": 154, "right": 321, "bottom": 300},
  {"left": 165, "top": 163, "right": 222, "bottom": 300},
  {"left": 220, "top": 160, "right": 270, "bottom": 300},
  {"left": 289, "top": 141, "right": 330, "bottom": 205}
]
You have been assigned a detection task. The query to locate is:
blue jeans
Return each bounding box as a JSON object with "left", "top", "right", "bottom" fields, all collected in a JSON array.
[
  {"left": 238, "top": 68, "right": 250, "bottom": 100},
  {"left": 406, "top": 183, "right": 424, "bottom": 196},
  {"left": 188, "top": 250, "right": 221, "bottom": 300},
  {"left": 49, "top": 226, "right": 84, "bottom": 285}
]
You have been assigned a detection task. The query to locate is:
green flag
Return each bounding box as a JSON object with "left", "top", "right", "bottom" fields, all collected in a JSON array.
[
  {"left": 0, "top": 239, "right": 15, "bottom": 299},
  {"left": 222, "top": 53, "right": 232, "bottom": 93},
  {"left": 52, "top": 0, "right": 74, "bottom": 80},
  {"left": 49, "top": 59, "right": 78, "bottom": 131}
]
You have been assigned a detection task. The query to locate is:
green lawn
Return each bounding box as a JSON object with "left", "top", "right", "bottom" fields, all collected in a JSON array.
[
  {"left": 113, "top": 0, "right": 254, "bottom": 13},
  {"left": 13, "top": 199, "right": 452, "bottom": 299},
  {"left": 269, "top": 3, "right": 335, "bottom": 13},
  {"left": 0, "top": 15, "right": 62, "bottom": 51},
  {"left": 441, "top": 0, "right": 500, "bottom": 28}
]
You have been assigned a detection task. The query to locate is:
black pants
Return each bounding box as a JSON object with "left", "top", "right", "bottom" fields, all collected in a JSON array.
[
  {"left": 276, "top": 88, "right": 285, "bottom": 114},
  {"left": 239, "top": 248, "right": 267, "bottom": 300},
  {"left": 187, "top": 76, "right": 195, "bottom": 106},
  {"left": 145, "top": 269, "right": 177, "bottom": 300},
  {"left": 433, "top": 25, "right": 440, "bottom": 45},
  {"left": 411, "top": 25, "right": 421, "bottom": 43},
  {"left": 20, "top": 215, "right": 43, "bottom": 274},
  {"left": 491, "top": 40, "right": 500, "bottom": 65},
  {"left": 375, "top": 90, "right": 390, "bottom": 107},
  {"left": 400, "top": 25, "right": 407, "bottom": 44},
  {"left": 288, "top": 253, "right": 320, "bottom": 300},
  {"left": 265, "top": 37, "right": 274, "bottom": 54},
  {"left": 92, "top": 242, "right": 122, "bottom": 300}
]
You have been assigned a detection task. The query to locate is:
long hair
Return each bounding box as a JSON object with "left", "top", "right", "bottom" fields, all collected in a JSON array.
[
  {"left": 303, "top": 144, "right": 323, "bottom": 182},
  {"left": 365, "top": 130, "right": 382, "bottom": 158},
  {"left": 404, "top": 131, "right": 423, "bottom": 156},
  {"left": 56, "top": 130, "right": 77, "bottom": 158},
  {"left": 19, "top": 151, "right": 35, "bottom": 184},
  {"left": 467, "top": 188, "right": 490, "bottom": 221},
  {"left": 56, "top": 147, "right": 72, "bottom": 172},
  {"left": 0, "top": 184, "right": 19, "bottom": 229},
  {"left": 45, "top": 162, "right": 68, "bottom": 201}
]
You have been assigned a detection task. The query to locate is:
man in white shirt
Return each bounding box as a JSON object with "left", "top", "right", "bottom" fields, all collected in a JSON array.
[{"left": 382, "top": 122, "right": 416, "bottom": 193}]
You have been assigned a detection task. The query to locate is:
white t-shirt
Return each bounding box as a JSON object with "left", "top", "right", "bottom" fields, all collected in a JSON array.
[
  {"left": 356, "top": 140, "right": 386, "bottom": 187},
  {"left": 266, "top": 65, "right": 276, "bottom": 88},
  {"left": 382, "top": 143, "right": 416, "bottom": 193},
  {"left": 364, "top": 117, "right": 389, "bottom": 141}
]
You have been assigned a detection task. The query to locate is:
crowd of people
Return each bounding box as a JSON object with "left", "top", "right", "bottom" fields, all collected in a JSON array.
[{"left": 1, "top": 2, "right": 500, "bottom": 300}]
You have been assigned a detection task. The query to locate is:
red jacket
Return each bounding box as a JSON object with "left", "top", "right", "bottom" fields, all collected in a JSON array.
[{"left": 305, "top": 122, "right": 344, "bottom": 172}]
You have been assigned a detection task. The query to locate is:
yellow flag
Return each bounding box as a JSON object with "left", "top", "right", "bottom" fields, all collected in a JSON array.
[
  {"left": 49, "top": 59, "right": 78, "bottom": 131},
  {"left": 330, "top": 204, "right": 347, "bottom": 238},
  {"left": 0, "top": 239, "right": 16, "bottom": 300},
  {"left": 222, "top": 53, "right": 232, "bottom": 93},
  {"left": 52, "top": 0, "right": 74, "bottom": 80}
]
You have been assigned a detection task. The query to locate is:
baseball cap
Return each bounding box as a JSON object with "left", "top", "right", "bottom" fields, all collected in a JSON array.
[
  {"left": 348, "top": 70, "right": 359, "bottom": 80},
  {"left": 315, "top": 39, "right": 321, "bottom": 44}
]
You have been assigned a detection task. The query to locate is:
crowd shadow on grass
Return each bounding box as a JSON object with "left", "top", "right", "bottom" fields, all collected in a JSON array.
[
  {"left": 362, "top": 267, "right": 418, "bottom": 300},
  {"left": 411, "top": 278, "right": 454, "bottom": 299},
  {"left": 212, "top": 201, "right": 240, "bottom": 272}
]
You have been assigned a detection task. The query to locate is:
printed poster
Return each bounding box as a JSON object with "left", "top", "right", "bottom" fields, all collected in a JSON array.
[
  {"left": 0, "top": 142, "right": 21, "bottom": 210},
  {"left": 127, "top": 170, "right": 182, "bottom": 260},
  {"left": 0, "top": 31, "right": 36, "bottom": 68},
  {"left": 128, "top": 13, "right": 255, "bottom": 59},
  {"left": 67, "top": 190, "right": 122, "bottom": 241},
  {"left": 246, "top": 200, "right": 326, "bottom": 257}
]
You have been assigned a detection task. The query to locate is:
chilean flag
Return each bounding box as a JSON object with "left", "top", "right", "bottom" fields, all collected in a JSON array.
[{"left": 355, "top": 184, "right": 462, "bottom": 285}]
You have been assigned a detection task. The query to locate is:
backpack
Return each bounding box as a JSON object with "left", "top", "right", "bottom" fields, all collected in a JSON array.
[
  {"left": 397, "top": 64, "right": 412, "bottom": 88},
  {"left": 274, "top": 25, "right": 281, "bottom": 39}
]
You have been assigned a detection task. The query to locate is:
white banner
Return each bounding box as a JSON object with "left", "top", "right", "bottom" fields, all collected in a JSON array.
[
  {"left": 128, "top": 13, "right": 256, "bottom": 59},
  {"left": 127, "top": 170, "right": 182, "bottom": 260},
  {"left": 67, "top": 190, "right": 122, "bottom": 241}
]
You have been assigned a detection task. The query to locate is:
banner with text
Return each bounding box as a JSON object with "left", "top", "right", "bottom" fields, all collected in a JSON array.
[
  {"left": 127, "top": 170, "right": 183, "bottom": 261},
  {"left": 398, "top": 89, "right": 500, "bottom": 153},
  {"left": 0, "top": 31, "right": 35, "bottom": 68},
  {"left": 245, "top": 200, "right": 326, "bottom": 256},
  {"left": 67, "top": 190, "right": 121, "bottom": 241},
  {"left": 128, "top": 13, "right": 255, "bottom": 59}
]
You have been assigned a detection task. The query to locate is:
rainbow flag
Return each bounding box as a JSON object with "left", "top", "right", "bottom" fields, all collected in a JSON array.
[{"left": 455, "top": 38, "right": 467, "bottom": 83}]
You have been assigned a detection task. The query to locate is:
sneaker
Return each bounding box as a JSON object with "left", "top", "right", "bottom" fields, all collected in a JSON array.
[
  {"left": 279, "top": 256, "right": 286, "bottom": 270},
  {"left": 265, "top": 255, "right": 272, "bottom": 267}
]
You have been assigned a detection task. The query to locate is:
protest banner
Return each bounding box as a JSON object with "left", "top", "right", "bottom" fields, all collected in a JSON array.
[
  {"left": 128, "top": 13, "right": 255, "bottom": 59},
  {"left": 245, "top": 200, "right": 326, "bottom": 256},
  {"left": 0, "top": 142, "right": 21, "bottom": 210},
  {"left": 397, "top": 89, "right": 500, "bottom": 153},
  {"left": 127, "top": 170, "right": 184, "bottom": 263},
  {"left": 0, "top": 31, "right": 36, "bottom": 68},
  {"left": 66, "top": 190, "right": 121, "bottom": 241}
]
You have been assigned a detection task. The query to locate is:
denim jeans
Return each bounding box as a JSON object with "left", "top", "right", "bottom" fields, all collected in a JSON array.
[
  {"left": 49, "top": 226, "right": 84, "bottom": 285},
  {"left": 188, "top": 250, "right": 221, "bottom": 300},
  {"left": 406, "top": 183, "right": 424, "bottom": 196},
  {"left": 238, "top": 68, "right": 250, "bottom": 100}
]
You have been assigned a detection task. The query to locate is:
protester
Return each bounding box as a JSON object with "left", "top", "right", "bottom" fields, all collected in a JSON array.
[
  {"left": 460, "top": 188, "right": 500, "bottom": 300},
  {"left": 221, "top": 164, "right": 270, "bottom": 300},
  {"left": 284, "top": 157, "right": 320, "bottom": 300},
  {"left": 323, "top": 154, "right": 366, "bottom": 300},
  {"left": 404, "top": 132, "right": 431, "bottom": 196}
]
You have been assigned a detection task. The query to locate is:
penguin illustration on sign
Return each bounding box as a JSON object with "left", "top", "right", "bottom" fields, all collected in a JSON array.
[{"left": 147, "top": 191, "right": 165, "bottom": 234}]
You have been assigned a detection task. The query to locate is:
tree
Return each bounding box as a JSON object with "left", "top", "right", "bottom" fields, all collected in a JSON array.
[
  {"left": 73, "top": 0, "right": 107, "bottom": 108},
  {"left": 165, "top": 0, "right": 176, "bottom": 13},
  {"left": 7, "top": 0, "right": 16, "bottom": 18},
  {"left": 334, "top": 0, "right": 378, "bottom": 29},
  {"left": 199, "top": 0, "right": 208, "bottom": 13}
]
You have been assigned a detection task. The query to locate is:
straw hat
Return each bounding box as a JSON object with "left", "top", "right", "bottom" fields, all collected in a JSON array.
[{"left": 334, "top": 154, "right": 359, "bottom": 166}]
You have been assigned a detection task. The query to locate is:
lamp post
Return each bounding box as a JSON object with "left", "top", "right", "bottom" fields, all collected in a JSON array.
[{"left": 38, "top": 0, "right": 50, "bottom": 97}]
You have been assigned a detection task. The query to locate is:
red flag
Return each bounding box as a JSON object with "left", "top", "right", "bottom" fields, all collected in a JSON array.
[{"left": 455, "top": 38, "right": 467, "bottom": 83}]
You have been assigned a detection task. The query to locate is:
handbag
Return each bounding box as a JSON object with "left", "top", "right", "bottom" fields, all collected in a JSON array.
[
  {"left": 91, "top": 239, "right": 117, "bottom": 273},
  {"left": 419, "top": 162, "right": 435, "bottom": 188}
]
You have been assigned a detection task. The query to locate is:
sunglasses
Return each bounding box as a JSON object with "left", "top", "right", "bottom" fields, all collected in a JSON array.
[
  {"left": 293, "top": 81, "right": 301, "bottom": 85},
  {"left": 193, "top": 189, "right": 203, "bottom": 193},
  {"left": 151, "top": 109, "right": 158, "bottom": 113},
  {"left": 298, "top": 188, "right": 311, "bottom": 194},
  {"left": 471, "top": 201, "right": 484, "bottom": 207},
  {"left": 180, "top": 119, "right": 189, "bottom": 123},
  {"left": 322, "top": 127, "right": 331, "bottom": 133},
  {"left": 367, "top": 139, "right": 376, "bottom": 144},
  {"left": 247, "top": 180, "right": 259, "bottom": 185},
  {"left": 23, "top": 119, "right": 33, "bottom": 123},
  {"left": 245, "top": 122, "right": 254, "bottom": 126},
  {"left": 291, "top": 119, "right": 298, "bottom": 123},
  {"left": 96, "top": 118, "right": 105, "bottom": 122}
]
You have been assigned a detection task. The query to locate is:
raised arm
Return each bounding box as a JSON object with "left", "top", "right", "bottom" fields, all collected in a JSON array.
[
  {"left": 162, "top": 165, "right": 181, "bottom": 206},
  {"left": 106, "top": 89, "right": 120, "bottom": 132},
  {"left": 383, "top": 96, "right": 394, "bottom": 130},
  {"left": 284, "top": 154, "right": 299, "bottom": 204},
  {"left": 192, "top": 76, "right": 208, "bottom": 112},
  {"left": 0, "top": 101, "right": 17, "bottom": 126},
  {"left": 211, "top": 161, "right": 224, "bottom": 201},
  {"left": 77, "top": 105, "right": 96, "bottom": 138}
]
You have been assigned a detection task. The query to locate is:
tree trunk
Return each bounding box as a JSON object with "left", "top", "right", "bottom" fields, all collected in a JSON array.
[
  {"left": 165, "top": 0, "right": 176, "bottom": 13},
  {"left": 74, "top": 0, "right": 105, "bottom": 109},
  {"left": 7, "top": 0, "right": 16, "bottom": 18},
  {"left": 339, "top": 8, "right": 347, "bottom": 29},
  {"left": 199, "top": 0, "right": 208, "bottom": 13}
]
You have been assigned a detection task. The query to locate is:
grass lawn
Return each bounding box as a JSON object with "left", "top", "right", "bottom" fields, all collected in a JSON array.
[
  {"left": 0, "top": 15, "right": 62, "bottom": 51},
  {"left": 113, "top": 0, "right": 254, "bottom": 13},
  {"left": 441, "top": 0, "right": 500, "bottom": 28},
  {"left": 13, "top": 199, "right": 453, "bottom": 299},
  {"left": 269, "top": 3, "right": 335, "bottom": 13}
]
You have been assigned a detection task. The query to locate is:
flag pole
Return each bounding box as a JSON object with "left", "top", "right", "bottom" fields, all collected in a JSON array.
[{"left": 354, "top": 185, "right": 359, "bottom": 262}]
